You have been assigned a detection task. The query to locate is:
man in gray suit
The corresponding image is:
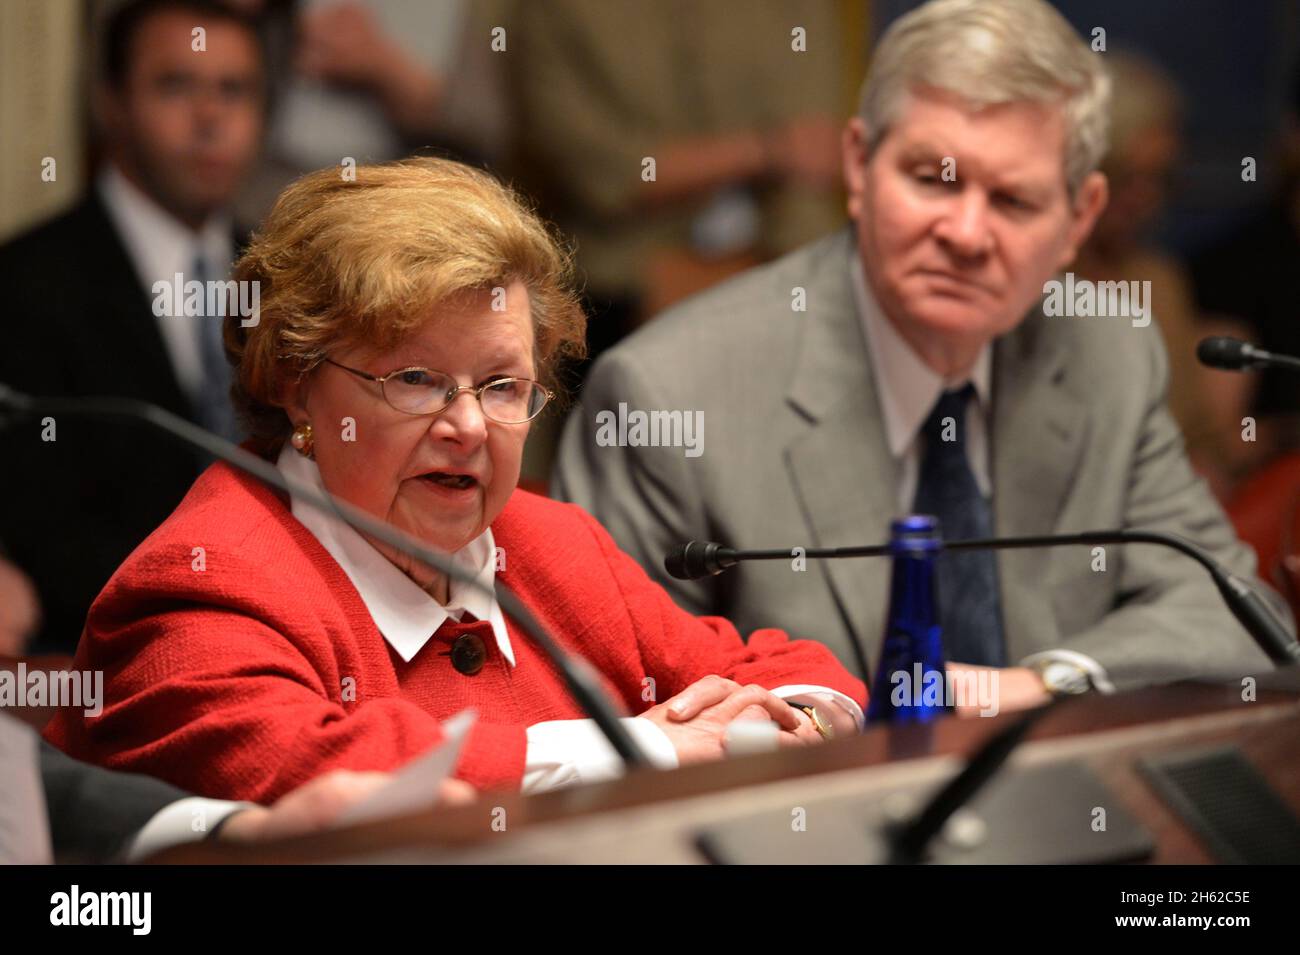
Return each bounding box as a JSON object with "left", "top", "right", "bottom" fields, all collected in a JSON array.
[{"left": 555, "top": 0, "right": 1287, "bottom": 711}]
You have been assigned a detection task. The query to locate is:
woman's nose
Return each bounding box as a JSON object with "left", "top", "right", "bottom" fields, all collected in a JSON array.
[{"left": 429, "top": 389, "right": 489, "bottom": 445}]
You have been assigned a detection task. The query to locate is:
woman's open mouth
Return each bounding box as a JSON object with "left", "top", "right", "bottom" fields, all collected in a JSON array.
[{"left": 421, "top": 472, "right": 479, "bottom": 491}]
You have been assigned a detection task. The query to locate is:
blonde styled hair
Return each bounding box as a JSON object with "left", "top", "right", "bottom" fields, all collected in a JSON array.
[
  {"left": 227, "top": 157, "right": 586, "bottom": 455},
  {"left": 859, "top": 0, "right": 1111, "bottom": 194}
]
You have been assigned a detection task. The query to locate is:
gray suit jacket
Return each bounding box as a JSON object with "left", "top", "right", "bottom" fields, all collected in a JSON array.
[{"left": 555, "top": 228, "right": 1287, "bottom": 688}]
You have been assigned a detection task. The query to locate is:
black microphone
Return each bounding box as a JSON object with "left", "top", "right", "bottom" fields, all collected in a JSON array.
[
  {"left": 666, "top": 530, "right": 1300, "bottom": 666},
  {"left": 677, "top": 528, "right": 1297, "bottom": 865},
  {"left": 886, "top": 696, "right": 1064, "bottom": 864},
  {"left": 664, "top": 540, "right": 746, "bottom": 580},
  {"left": 0, "top": 384, "right": 651, "bottom": 768},
  {"left": 1197, "top": 336, "right": 1300, "bottom": 374}
]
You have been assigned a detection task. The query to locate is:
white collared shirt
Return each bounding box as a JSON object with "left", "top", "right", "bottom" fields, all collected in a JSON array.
[
  {"left": 851, "top": 256, "right": 1114, "bottom": 692},
  {"left": 278, "top": 444, "right": 514, "bottom": 666},
  {"left": 97, "top": 163, "right": 235, "bottom": 406},
  {"left": 125, "top": 797, "right": 252, "bottom": 862},
  {"left": 275, "top": 446, "right": 863, "bottom": 790},
  {"left": 851, "top": 256, "right": 992, "bottom": 512}
]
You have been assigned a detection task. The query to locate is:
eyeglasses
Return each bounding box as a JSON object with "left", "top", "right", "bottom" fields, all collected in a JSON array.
[{"left": 323, "top": 358, "right": 553, "bottom": 424}]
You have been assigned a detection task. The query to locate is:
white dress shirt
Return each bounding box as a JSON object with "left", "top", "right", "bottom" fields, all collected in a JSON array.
[
  {"left": 852, "top": 257, "right": 992, "bottom": 511},
  {"left": 125, "top": 797, "right": 252, "bottom": 862},
  {"left": 851, "top": 258, "right": 1113, "bottom": 692},
  {"left": 276, "top": 445, "right": 864, "bottom": 792},
  {"left": 97, "top": 163, "right": 235, "bottom": 406}
]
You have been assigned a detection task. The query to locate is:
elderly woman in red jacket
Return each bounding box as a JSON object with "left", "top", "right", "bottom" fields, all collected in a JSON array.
[{"left": 44, "top": 158, "right": 864, "bottom": 803}]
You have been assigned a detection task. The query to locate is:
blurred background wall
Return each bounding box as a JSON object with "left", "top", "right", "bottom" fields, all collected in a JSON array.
[{"left": 0, "top": 0, "right": 85, "bottom": 242}]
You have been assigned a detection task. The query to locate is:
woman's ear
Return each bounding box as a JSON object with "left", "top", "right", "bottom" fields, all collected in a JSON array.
[{"left": 277, "top": 368, "right": 313, "bottom": 424}]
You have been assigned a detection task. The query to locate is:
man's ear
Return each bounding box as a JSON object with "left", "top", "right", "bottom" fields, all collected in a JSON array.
[
  {"left": 1057, "top": 171, "right": 1109, "bottom": 270},
  {"left": 842, "top": 117, "right": 873, "bottom": 220}
]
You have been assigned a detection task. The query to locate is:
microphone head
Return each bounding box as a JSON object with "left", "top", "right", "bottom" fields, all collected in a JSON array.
[
  {"left": 1197, "top": 336, "right": 1254, "bottom": 371},
  {"left": 664, "top": 541, "right": 733, "bottom": 580},
  {"left": 664, "top": 542, "right": 705, "bottom": 580},
  {"left": 0, "top": 382, "right": 36, "bottom": 428},
  {"left": 0, "top": 382, "right": 34, "bottom": 410}
]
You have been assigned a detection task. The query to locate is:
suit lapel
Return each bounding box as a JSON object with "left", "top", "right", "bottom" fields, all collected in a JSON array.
[
  {"left": 991, "top": 308, "right": 1090, "bottom": 653},
  {"left": 782, "top": 248, "right": 1093, "bottom": 669},
  {"left": 783, "top": 230, "right": 896, "bottom": 672},
  {"left": 80, "top": 192, "right": 192, "bottom": 416}
]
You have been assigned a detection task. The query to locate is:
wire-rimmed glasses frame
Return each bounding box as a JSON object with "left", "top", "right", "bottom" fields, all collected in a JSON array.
[{"left": 322, "top": 358, "right": 553, "bottom": 424}]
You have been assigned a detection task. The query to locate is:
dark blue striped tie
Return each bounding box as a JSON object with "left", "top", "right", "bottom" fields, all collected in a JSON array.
[{"left": 911, "top": 384, "right": 1006, "bottom": 666}]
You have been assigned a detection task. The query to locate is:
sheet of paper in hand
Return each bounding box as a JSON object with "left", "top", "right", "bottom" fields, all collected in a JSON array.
[{"left": 335, "top": 709, "right": 477, "bottom": 828}]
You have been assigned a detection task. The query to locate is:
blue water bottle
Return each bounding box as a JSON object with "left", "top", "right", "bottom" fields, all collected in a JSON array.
[{"left": 866, "top": 514, "right": 948, "bottom": 724}]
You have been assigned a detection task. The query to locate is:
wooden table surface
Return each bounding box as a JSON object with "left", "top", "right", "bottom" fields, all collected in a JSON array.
[{"left": 153, "top": 669, "right": 1300, "bottom": 864}]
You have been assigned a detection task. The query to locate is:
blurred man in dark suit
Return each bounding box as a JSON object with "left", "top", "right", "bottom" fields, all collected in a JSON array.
[
  {"left": 34, "top": 732, "right": 473, "bottom": 862},
  {"left": 0, "top": 0, "right": 265, "bottom": 653},
  {"left": 37, "top": 737, "right": 391, "bottom": 862}
]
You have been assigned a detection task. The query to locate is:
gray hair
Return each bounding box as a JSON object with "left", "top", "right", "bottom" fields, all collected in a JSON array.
[{"left": 859, "top": 0, "right": 1111, "bottom": 194}]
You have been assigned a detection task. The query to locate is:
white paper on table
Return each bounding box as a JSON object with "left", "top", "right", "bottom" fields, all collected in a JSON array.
[
  {"left": 335, "top": 708, "right": 476, "bottom": 827},
  {"left": 0, "top": 713, "right": 53, "bottom": 864}
]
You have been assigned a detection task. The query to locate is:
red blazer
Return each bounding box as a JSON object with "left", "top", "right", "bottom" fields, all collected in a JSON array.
[{"left": 43, "top": 461, "right": 865, "bottom": 803}]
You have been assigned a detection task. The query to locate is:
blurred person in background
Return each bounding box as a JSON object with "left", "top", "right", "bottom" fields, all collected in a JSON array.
[
  {"left": 0, "top": 0, "right": 265, "bottom": 654},
  {"left": 0, "top": 553, "right": 41, "bottom": 658},
  {"left": 1072, "top": 52, "right": 1256, "bottom": 500},
  {"left": 1191, "top": 61, "right": 1300, "bottom": 487},
  {"left": 36, "top": 736, "right": 474, "bottom": 862},
  {"left": 502, "top": 0, "right": 856, "bottom": 482},
  {"left": 232, "top": 0, "right": 511, "bottom": 225},
  {"left": 504, "top": 0, "right": 851, "bottom": 368}
]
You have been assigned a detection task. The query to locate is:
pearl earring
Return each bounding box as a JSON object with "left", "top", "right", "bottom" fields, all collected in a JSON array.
[{"left": 290, "top": 422, "right": 315, "bottom": 458}]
